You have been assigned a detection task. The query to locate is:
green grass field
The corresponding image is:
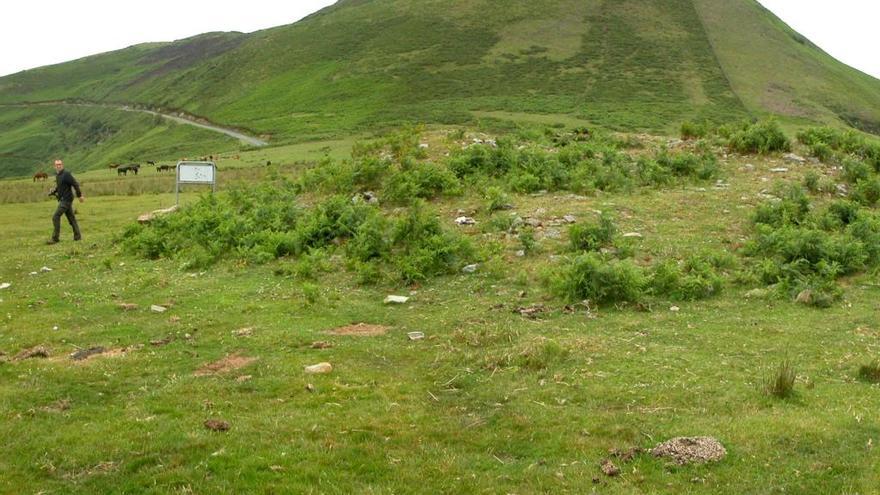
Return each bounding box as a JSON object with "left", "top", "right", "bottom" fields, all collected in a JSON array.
[{"left": 2, "top": 125, "right": 879, "bottom": 494}]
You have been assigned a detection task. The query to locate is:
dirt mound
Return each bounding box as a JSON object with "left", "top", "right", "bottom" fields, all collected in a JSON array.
[
  {"left": 194, "top": 353, "right": 257, "bottom": 376},
  {"left": 325, "top": 323, "right": 389, "bottom": 337},
  {"left": 15, "top": 346, "right": 50, "bottom": 360},
  {"left": 651, "top": 437, "right": 726, "bottom": 465}
]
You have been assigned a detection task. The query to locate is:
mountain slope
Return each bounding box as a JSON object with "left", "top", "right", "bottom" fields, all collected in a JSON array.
[{"left": 1, "top": 0, "right": 879, "bottom": 177}]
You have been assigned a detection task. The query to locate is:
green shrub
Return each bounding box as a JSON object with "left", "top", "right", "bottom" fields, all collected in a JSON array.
[
  {"left": 803, "top": 171, "right": 821, "bottom": 193},
  {"left": 842, "top": 159, "right": 871, "bottom": 184},
  {"left": 853, "top": 178, "right": 880, "bottom": 206},
  {"left": 484, "top": 186, "right": 511, "bottom": 213},
  {"left": 383, "top": 162, "right": 461, "bottom": 204},
  {"left": 552, "top": 253, "right": 646, "bottom": 304},
  {"left": 809, "top": 142, "right": 833, "bottom": 163},
  {"left": 569, "top": 214, "right": 616, "bottom": 252},
  {"left": 680, "top": 120, "right": 710, "bottom": 140},
  {"left": 727, "top": 120, "right": 791, "bottom": 154}
]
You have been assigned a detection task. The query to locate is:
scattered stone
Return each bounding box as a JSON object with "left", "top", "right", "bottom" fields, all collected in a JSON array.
[
  {"left": 744, "top": 288, "right": 769, "bottom": 299},
  {"left": 204, "top": 419, "right": 230, "bottom": 432},
  {"left": 610, "top": 447, "right": 643, "bottom": 463},
  {"left": 562, "top": 215, "right": 577, "bottom": 224},
  {"left": 515, "top": 250, "right": 526, "bottom": 257},
  {"left": 310, "top": 341, "right": 333, "bottom": 349},
  {"left": 232, "top": 327, "right": 254, "bottom": 337},
  {"left": 41, "top": 399, "right": 71, "bottom": 413},
  {"left": 0, "top": 283, "right": 10, "bottom": 290},
  {"left": 418, "top": 143, "right": 429, "bottom": 149},
  {"left": 600, "top": 459, "right": 620, "bottom": 477},
  {"left": 462, "top": 264, "right": 478, "bottom": 274},
  {"left": 169, "top": 315, "right": 181, "bottom": 323},
  {"left": 544, "top": 229, "right": 561, "bottom": 239},
  {"left": 524, "top": 217, "right": 542, "bottom": 228},
  {"left": 70, "top": 347, "right": 106, "bottom": 361},
  {"left": 15, "top": 345, "right": 50, "bottom": 360},
  {"left": 455, "top": 216, "right": 476, "bottom": 226},
  {"left": 235, "top": 375, "right": 252, "bottom": 383},
  {"left": 40, "top": 266, "right": 52, "bottom": 272},
  {"left": 515, "top": 304, "right": 547, "bottom": 319},
  {"left": 352, "top": 191, "right": 379, "bottom": 205},
  {"left": 622, "top": 232, "right": 643, "bottom": 239},
  {"left": 651, "top": 437, "right": 726, "bottom": 465},
  {"left": 138, "top": 205, "right": 180, "bottom": 224},
  {"left": 304, "top": 362, "right": 333, "bottom": 374},
  {"left": 795, "top": 289, "right": 813, "bottom": 305},
  {"left": 150, "top": 336, "right": 173, "bottom": 346},
  {"left": 670, "top": 306, "right": 680, "bottom": 312},
  {"left": 743, "top": 163, "right": 755, "bottom": 171},
  {"left": 770, "top": 167, "right": 789, "bottom": 173},
  {"left": 326, "top": 323, "right": 388, "bottom": 337},
  {"left": 118, "top": 303, "right": 139, "bottom": 311},
  {"left": 194, "top": 353, "right": 258, "bottom": 377},
  {"left": 407, "top": 331, "right": 425, "bottom": 341},
  {"left": 150, "top": 305, "right": 167, "bottom": 313},
  {"left": 783, "top": 153, "right": 806, "bottom": 164},
  {"left": 384, "top": 295, "right": 409, "bottom": 304},
  {"left": 305, "top": 383, "right": 316, "bottom": 393}
]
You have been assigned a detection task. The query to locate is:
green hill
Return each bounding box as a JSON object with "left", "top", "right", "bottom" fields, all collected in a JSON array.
[{"left": 1, "top": 0, "right": 879, "bottom": 177}]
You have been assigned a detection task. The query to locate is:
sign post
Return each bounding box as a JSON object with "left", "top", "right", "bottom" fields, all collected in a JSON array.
[{"left": 176, "top": 161, "right": 216, "bottom": 205}]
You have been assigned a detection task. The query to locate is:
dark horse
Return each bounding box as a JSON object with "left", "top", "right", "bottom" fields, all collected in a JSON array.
[
  {"left": 117, "top": 164, "right": 140, "bottom": 176},
  {"left": 33, "top": 171, "right": 48, "bottom": 182},
  {"left": 156, "top": 164, "right": 174, "bottom": 172}
]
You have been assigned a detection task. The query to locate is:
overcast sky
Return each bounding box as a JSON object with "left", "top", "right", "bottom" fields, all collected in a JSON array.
[{"left": 0, "top": 1, "right": 877, "bottom": 79}]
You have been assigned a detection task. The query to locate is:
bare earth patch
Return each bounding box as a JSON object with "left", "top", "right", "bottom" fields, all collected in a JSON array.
[
  {"left": 325, "top": 323, "right": 389, "bottom": 337},
  {"left": 651, "top": 437, "right": 727, "bottom": 465},
  {"left": 14, "top": 345, "right": 50, "bottom": 360},
  {"left": 194, "top": 353, "right": 258, "bottom": 376}
]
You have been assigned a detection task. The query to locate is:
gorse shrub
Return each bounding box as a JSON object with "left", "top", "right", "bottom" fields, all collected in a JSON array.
[
  {"left": 725, "top": 120, "right": 791, "bottom": 154},
  {"left": 569, "top": 214, "right": 616, "bottom": 252},
  {"left": 650, "top": 255, "right": 725, "bottom": 301},
  {"left": 551, "top": 253, "right": 646, "bottom": 304},
  {"left": 123, "top": 183, "right": 472, "bottom": 283},
  {"left": 797, "top": 126, "right": 880, "bottom": 170}
]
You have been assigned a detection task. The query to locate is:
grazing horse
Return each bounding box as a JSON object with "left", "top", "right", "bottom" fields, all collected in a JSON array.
[
  {"left": 146, "top": 161, "right": 156, "bottom": 166},
  {"left": 33, "top": 171, "right": 48, "bottom": 182},
  {"left": 108, "top": 163, "right": 120, "bottom": 169},
  {"left": 156, "top": 164, "right": 174, "bottom": 172},
  {"left": 117, "top": 164, "right": 140, "bottom": 176}
]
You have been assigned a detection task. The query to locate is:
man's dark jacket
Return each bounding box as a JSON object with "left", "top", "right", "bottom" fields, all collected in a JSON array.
[{"left": 53, "top": 169, "right": 82, "bottom": 203}]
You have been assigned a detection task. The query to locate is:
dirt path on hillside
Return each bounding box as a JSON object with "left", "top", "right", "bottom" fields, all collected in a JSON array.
[{"left": 1, "top": 101, "right": 268, "bottom": 147}]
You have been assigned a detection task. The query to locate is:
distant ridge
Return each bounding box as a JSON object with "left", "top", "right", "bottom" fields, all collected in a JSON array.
[{"left": 1, "top": 0, "right": 878, "bottom": 176}]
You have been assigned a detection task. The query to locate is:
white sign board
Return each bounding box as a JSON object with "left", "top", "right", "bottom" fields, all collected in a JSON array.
[
  {"left": 176, "top": 161, "right": 217, "bottom": 204},
  {"left": 177, "top": 162, "right": 216, "bottom": 184}
]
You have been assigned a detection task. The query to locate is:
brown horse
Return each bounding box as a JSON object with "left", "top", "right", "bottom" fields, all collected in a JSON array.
[{"left": 33, "top": 172, "right": 48, "bottom": 182}]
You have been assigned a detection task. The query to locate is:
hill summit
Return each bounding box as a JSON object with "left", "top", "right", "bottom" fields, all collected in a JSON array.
[{"left": 1, "top": 0, "right": 878, "bottom": 176}]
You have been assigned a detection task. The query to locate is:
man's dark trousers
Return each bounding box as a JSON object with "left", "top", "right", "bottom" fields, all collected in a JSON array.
[{"left": 52, "top": 201, "right": 81, "bottom": 241}]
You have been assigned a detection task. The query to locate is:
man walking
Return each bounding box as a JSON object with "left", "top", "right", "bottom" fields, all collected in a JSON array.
[{"left": 47, "top": 159, "right": 84, "bottom": 244}]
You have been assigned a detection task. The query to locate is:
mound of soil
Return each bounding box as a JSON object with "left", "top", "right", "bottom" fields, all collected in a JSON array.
[
  {"left": 325, "top": 323, "right": 389, "bottom": 337},
  {"left": 194, "top": 353, "right": 257, "bottom": 376},
  {"left": 651, "top": 437, "right": 726, "bottom": 465}
]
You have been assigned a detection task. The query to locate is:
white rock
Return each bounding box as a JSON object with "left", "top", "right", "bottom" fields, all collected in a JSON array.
[
  {"left": 418, "top": 143, "right": 429, "bottom": 149},
  {"left": 515, "top": 250, "right": 526, "bottom": 257},
  {"left": 562, "top": 215, "right": 577, "bottom": 224},
  {"left": 40, "top": 266, "right": 53, "bottom": 272},
  {"left": 150, "top": 305, "right": 168, "bottom": 313},
  {"left": 454, "top": 216, "right": 476, "bottom": 225},
  {"left": 622, "top": 232, "right": 643, "bottom": 238},
  {"left": 462, "top": 264, "right": 478, "bottom": 274},
  {"left": 407, "top": 332, "right": 425, "bottom": 341},
  {"left": 783, "top": 153, "right": 806, "bottom": 164},
  {"left": 304, "top": 362, "right": 333, "bottom": 374},
  {"left": 384, "top": 295, "right": 409, "bottom": 304},
  {"left": 670, "top": 306, "right": 680, "bottom": 312},
  {"left": 770, "top": 167, "right": 789, "bottom": 173},
  {"left": 0, "top": 283, "right": 10, "bottom": 290}
]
